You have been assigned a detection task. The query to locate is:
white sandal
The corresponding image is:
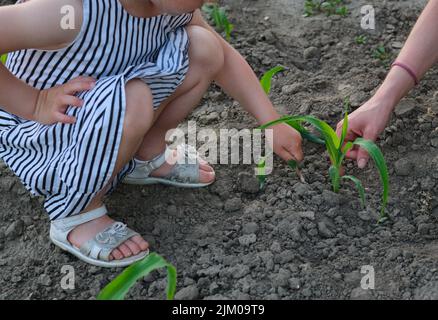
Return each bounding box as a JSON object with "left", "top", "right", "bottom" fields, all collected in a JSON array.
[
  {"left": 50, "top": 206, "right": 149, "bottom": 268},
  {"left": 123, "top": 144, "right": 215, "bottom": 188}
]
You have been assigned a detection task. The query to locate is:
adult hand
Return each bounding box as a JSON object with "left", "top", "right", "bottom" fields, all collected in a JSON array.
[{"left": 336, "top": 97, "right": 393, "bottom": 168}]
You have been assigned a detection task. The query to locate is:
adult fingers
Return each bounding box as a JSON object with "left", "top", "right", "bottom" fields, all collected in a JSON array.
[{"left": 356, "top": 129, "right": 378, "bottom": 169}]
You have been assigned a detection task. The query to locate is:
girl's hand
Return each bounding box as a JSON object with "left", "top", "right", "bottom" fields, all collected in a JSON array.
[
  {"left": 268, "top": 123, "right": 304, "bottom": 163},
  {"left": 32, "top": 76, "right": 96, "bottom": 125},
  {"left": 336, "top": 97, "right": 393, "bottom": 168}
]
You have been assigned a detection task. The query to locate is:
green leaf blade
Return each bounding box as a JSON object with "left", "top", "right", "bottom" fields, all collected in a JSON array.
[
  {"left": 97, "top": 253, "right": 177, "bottom": 300},
  {"left": 260, "top": 66, "right": 285, "bottom": 95},
  {"left": 260, "top": 115, "right": 340, "bottom": 165},
  {"left": 329, "top": 165, "right": 340, "bottom": 193},
  {"left": 342, "top": 175, "right": 366, "bottom": 208},
  {"left": 353, "top": 138, "right": 390, "bottom": 219},
  {"left": 257, "top": 158, "right": 266, "bottom": 189}
]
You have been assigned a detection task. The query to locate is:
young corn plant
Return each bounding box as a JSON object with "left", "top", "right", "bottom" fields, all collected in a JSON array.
[
  {"left": 304, "top": 0, "right": 349, "bottom": 17},
  {"left": 355, "top": 35, "right": 368, "bottom": 45},
  {"left": 0, "top": 54, "right": 7, "bottom": 64},
  {"left": 372, "top": 45, "right": 391, "bottom": 65},
  {"left": 257, "top": 66, "right": 320, "bottom": 187},
  {"left": 202, "top": 3, "right": 234, "bottom": 41},
  {"left": 259, "top": 112, "right": 390, "bottom": 223},
  {"left": 97, "top": 253, "right": 177, "bottom": 300}
]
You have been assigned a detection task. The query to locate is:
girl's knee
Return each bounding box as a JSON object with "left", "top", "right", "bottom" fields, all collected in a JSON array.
[
  {"left": 124, "top": 79, "right": 154, "bottom": 134},
  {"left": 186, "top": 26, "right": 225, "bottom": 76}
]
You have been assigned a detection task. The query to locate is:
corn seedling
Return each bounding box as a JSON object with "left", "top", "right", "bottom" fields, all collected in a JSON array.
[
  {"left": 260, "top": 66, "right": 285, "bottom": 95},
  {"left": 304, "top": 0, "right": 349, "bottom": 17},
  {"left": 258, "top": 103, "right": 390, "bottom": 223},
  {"left": 0, "top": 54, "right": 7, "bottom": 64},
  {"left": 97, "top": 253, "right": 177, "bottom": 300},
  {"left": 257, "top": 66, "right": 323, "bottom": 188},
  {"left": 372, "top": 45, "right": 391, "bottom": 64},
  {"left": 355, "top": 35, "right": 368, "bottom": 45},
  {"left": 202, "top": 3, "right": 234, "bottom": 41}
]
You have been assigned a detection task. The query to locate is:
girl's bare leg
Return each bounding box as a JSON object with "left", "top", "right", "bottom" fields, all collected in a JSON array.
[
  {"left": 134, "top": 26, "right": 225, "bottom": 182},
  {"left": 67, "top": 79, "right": 155, "bottom": 261}
]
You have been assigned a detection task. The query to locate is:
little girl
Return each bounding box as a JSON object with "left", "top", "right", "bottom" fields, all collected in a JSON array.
[{"left": 0, "top": 0, "right": 303, "bottom": 267}]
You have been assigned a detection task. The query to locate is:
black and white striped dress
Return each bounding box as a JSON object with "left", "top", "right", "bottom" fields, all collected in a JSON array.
[{"left": 0, "top": 0, "right": 192, "bottom": 220}]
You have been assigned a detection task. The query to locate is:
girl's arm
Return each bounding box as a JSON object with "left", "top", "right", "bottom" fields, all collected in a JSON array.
[
  {"left": 0, "top": 0, "right": 91, "bottom": 123},
  {"left": 337, "top": 0, "right": 438, "bottom": 168},
  {"left": 189, "top": 10, "right": 303, "bottom": 162}
]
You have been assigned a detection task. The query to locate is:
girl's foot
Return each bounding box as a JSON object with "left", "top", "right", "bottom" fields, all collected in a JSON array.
[
  {"left": 150, "top": 147, "right": 215, "bottom": 184},
  {"left": 67, "top": 214, "right": 149, "bottom": 261},
  {"left": 125, "top": 144, "right": 216, "bottom": 187}
]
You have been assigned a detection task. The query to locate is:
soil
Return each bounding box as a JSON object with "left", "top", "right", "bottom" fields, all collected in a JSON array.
[{"left": 1, "top": 0, "right": 438, "bottom": 300}]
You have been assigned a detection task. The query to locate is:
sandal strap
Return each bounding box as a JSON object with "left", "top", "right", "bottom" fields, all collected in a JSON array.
[
  {"left": 164, "top": 144, "right": 200, "bottom": 183},
  {"left": 79, "top": 222, "right": 140, "bottom": 261},
  {"left": 134, "top": 152, "right": 167, "bottom": 177},
  {"left": 51, "top": 206, "right": 108, "bottom": 232}
]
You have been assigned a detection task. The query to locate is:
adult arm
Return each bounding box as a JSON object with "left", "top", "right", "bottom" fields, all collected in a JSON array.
[{"left": 337, "top": 0, "right": 438, "bottom": 168}]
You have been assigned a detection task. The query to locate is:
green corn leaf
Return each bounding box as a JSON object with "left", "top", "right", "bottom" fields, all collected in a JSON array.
[
  {"left": 340, "top": 141, "right": 353, "bottom": 163},
  {"left": 329, "top": 165, "right": 340, "bottom": 193},
  {"left": 257, "top": 158, "right": 266, "bottom": 189},
  {"left": 353, "top": 138, "right": 389, "bottom": 219},
  {"left": 288, "top": 159, "right": 297, "bottom": 170},
  {"left": 342, "top": 175, "right": 366, "bottom": 208},
  {"left": 260, "top": 66, "right": 285, "bottom": 95},
  {"left": 286, "top": 120, "right": 325, "bottom": 145},
  {"left": 0, "top": 54, "right": 7, "bottom": 65},
  {"left": 339, "top": 112, "right": 349, "bottom": 150},
  {"left": 260, "top": 115, "right": 340, "bottom": 165},
  {"left": 97, "top": 253, "right": 177, "bottom": 300}
]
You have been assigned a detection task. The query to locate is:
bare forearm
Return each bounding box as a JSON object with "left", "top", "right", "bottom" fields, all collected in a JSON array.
[
  {"left": 376, "top": 0, "right": 438, "bottom": 110},
  {"left": 214, "top": 39, "right": 280, "bottom": 125},
  {"left": 0, "top": 63, "right": 39, "bottom": 120}
]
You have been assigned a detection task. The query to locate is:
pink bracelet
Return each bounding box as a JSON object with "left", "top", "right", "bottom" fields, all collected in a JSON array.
[{"left": 391, "top": 61, "right": 419, "bottom": 86}]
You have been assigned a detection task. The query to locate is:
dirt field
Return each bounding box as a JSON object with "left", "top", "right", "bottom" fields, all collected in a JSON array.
[{"left": 1, "top": 0, "right": 438, "bottom": 300}]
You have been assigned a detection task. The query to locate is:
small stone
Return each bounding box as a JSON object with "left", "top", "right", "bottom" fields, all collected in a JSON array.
[
  {"left": 303, "top": 47, "right": 320, "bottom": 60},
  {"left": 242, "top": 222, "right": 259, "bottom": 235},
  {"left": 238, "top": 234, "right": 257, "bottom": 246},
  {"left": 5, "top": 220, "right": 24, "bottom": 240},
  {"left": 224, "top": 198, "right": 242, "bottom": 212},
  {"left": 391, "top": 41, "right": 404, "bottom": 49},
  {"left": 387, "top": 248, "right": 402, "bottom": 260},
  {"left": 38, "top": 274, "right": 52, "bottom": 287},
  {"left": 350, "top": 287, "right": 373, "bottom": 300},
  {"left": 394, "top": 158, "right": 414, "bottom": 176},
  {"left": 344, "top": 271, "right": 361, "bottom": 285},
  {"left": 238, "top": 172, "right": 259, "bottom": 194},
  {"left": 321, "top": 190, "right": 341, "bottom": 207},
  {"left": 281, "top": 83, "right": 303, "bottom": 95},
  {"left": 289, "top": 278, "right": 301, "bottom": 290},
  {"left": 318, "top": 221, "right": 334, "bottom": 238},
  {"left": 394, "top": 99, "right": 416, "bottom": 117},
  {"left": 232, "top": 265, "right": 250, "bottom": 279},
  {"left": 297, "top": 211, "right": 315, "bottom": 220},
  {"left": 174, "top": 285, "right": 199, "bottom": 300},
  {"left": 270, "top": 268, "right": 291, "bottom": 288},
  {"left": 349, "top": 92, "right": 367, "bottom": 107},
  {"left": 295, "top": 183, "right": 311, "bottom": 197}
]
